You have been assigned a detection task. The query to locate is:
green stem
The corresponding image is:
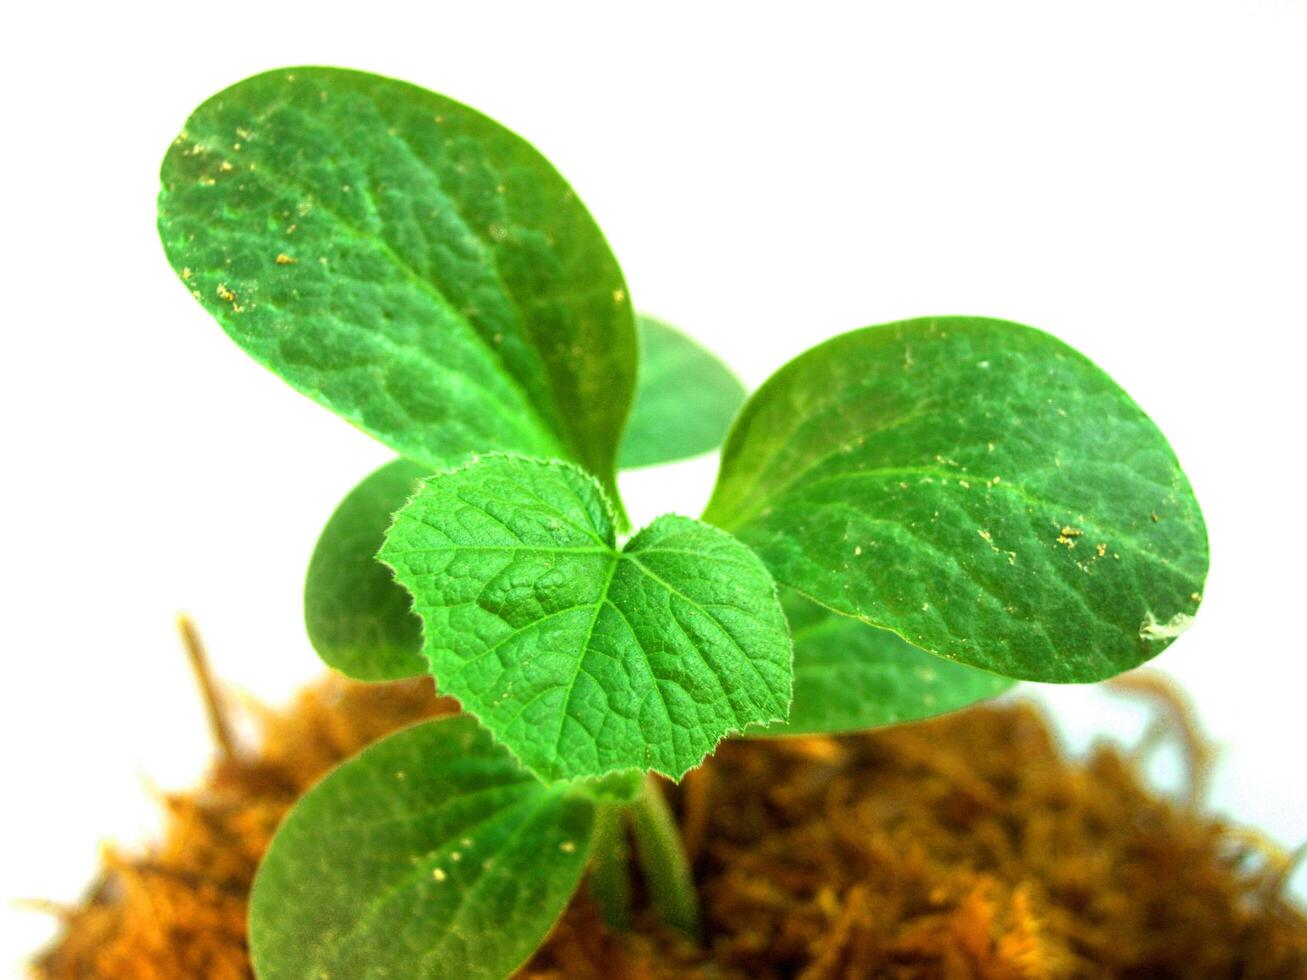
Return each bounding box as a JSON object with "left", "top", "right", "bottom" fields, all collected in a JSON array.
[
  {"left": 630, "top": 775, "right": 700, "bottom": 936},
  {"left": 588, "top": 803, "right": 632, "bottom": 930}
]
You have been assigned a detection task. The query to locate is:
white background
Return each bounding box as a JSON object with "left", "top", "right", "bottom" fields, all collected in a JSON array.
[{"left": 3, "top": 1, "right": 1305, "bottom": 972}]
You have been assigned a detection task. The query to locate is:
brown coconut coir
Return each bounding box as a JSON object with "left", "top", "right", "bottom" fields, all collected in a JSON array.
[{"left": 33, "top": 647, "right": 1306, "bottom": 979}]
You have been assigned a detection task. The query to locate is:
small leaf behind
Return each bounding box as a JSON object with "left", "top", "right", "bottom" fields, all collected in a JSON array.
[
  {"left": 305, "top": 458, "right": 428, "bottom": 680},
  {"left": 704, "top": 317, "right": 1208, "bottom": 683},
  {"left": 249, "top": 715, "right": 595, "bottom": 980},
  {"left": 159, "top": 67, "right": 636, "bottom": 497},
  {"left": 752, "top": 590, "right": 1015, "bottom": 736},
  {"left": 618, "top": 316, "right": 747, "bottom": 469},
  {"left": 380, "top": 454, "right": 793, "bottom": 782}
]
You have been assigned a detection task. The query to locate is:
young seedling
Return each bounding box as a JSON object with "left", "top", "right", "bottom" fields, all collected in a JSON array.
[{"left": 158, "top": 68, "right": 1209, "bottom": 979}]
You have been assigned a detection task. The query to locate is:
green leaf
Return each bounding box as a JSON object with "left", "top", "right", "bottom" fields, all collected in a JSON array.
[
  {"left": 703, "top": 317, "right": 1208, "bottom": 683},
  {"left": 302, "top": 318, "right": 744, "bottom": 681},
  {"left": 249, "top": 716, "right": 594, "bottom": 980},
  {"left": 305, "top": 458, "right": 428, "bottom": 680},
  {"left": 618, "top": 316, "right": 747, "bottom": 469},
  {"left": 379, "top": 454, "right": 792, "bottom": 782},
  {"left": 159, "top": 67, "right": 636, "bottom": 499},
  {"left": 752, "top": 590, "right": 1015, "bottom": 736}
]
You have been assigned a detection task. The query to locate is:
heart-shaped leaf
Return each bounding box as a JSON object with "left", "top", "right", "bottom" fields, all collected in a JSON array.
[
  {"left": 301, "top": 316, "right": 744, "bottom": 681},
  {"left": 753, "top": 590, "right": 1015, "bottom": 736},
  {"left": 618, "top": 316, "right": 747, "bottom": 469},
  {"left": 249, "top": 716, "right": 595, "bottom": 980},
  {"left": 159, "top": 67, "right": 636, "bottom": 498},
  {"left": 305, "top": 458, "right": 428, "bottom": 680},
  {"left": 380, "top": 454, "right": 793, "bottom": 781},
  {"left": 704, "top": 317, "right": 1208, "bottom": 683}
]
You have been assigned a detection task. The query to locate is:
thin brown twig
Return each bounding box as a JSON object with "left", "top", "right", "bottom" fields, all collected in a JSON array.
[
  {"left": 1106, "top": 669, "right": 1213, "bottom": 807},
  {"left": 177, "top": 614, "right": 237, "bottom": 760}
]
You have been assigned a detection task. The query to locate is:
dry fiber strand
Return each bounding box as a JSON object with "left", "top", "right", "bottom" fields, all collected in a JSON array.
[{"left": 34, "top": 660, "right": 1306, "bottom": 979}]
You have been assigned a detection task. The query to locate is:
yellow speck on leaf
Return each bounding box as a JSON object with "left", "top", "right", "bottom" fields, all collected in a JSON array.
[
  {"left": 1056, "top": 526, "right": 1083, "bottom": 549},
  {"left": 215, "top": 284, "right": 244, "bottom": 313},
  {"left": 275, "top": 253, "right": 296, "bottom": 265},
  {"left": 431, "top": 867, "right": 446, "bottom": 882}
]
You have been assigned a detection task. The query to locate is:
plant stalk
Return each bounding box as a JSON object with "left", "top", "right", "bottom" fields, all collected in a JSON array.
[
  {"left": 588, "top": 803, "right": 632, "bottom": 929},
  {"left": 630, "top": 775, "right": 700, "bottom": 936}
]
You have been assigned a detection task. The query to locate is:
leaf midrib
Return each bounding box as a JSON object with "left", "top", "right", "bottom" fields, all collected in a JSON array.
[
  {"left": 549, "top": 555, "right": 620, "bottom": 780},
  {"left": 425, "top": 533, "right": 781, "bottom": 777}
]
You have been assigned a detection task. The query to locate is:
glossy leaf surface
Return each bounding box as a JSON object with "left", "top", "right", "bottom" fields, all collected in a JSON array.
[
  {"left": 380, "top": 455, "right": 792, "bottom": 781},
  {"left": 249, "top": 716, "right": 594, "bottom": 980},
  {"left": 704, "top": 317, "right": 1208, "bottom": 683},
  {"left": 160, "top": 67, "right": 636, "bottom": 496}
]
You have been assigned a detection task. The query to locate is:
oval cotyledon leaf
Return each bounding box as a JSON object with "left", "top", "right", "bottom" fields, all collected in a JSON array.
[
  {"left": 249, "top": 715, "right": 595, "bottom": 980},
  {"left": 704, "top": 317, "right": 1208, "bottom": 684},
  {"left": 305, "top": 458, "right": 429, "bottom": 681},
  {"left": 379, "top": 454, "right": 793, "bottom": 782},
  {"left": 159, "top": 67, "right": 636, "bottom": 499}
]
